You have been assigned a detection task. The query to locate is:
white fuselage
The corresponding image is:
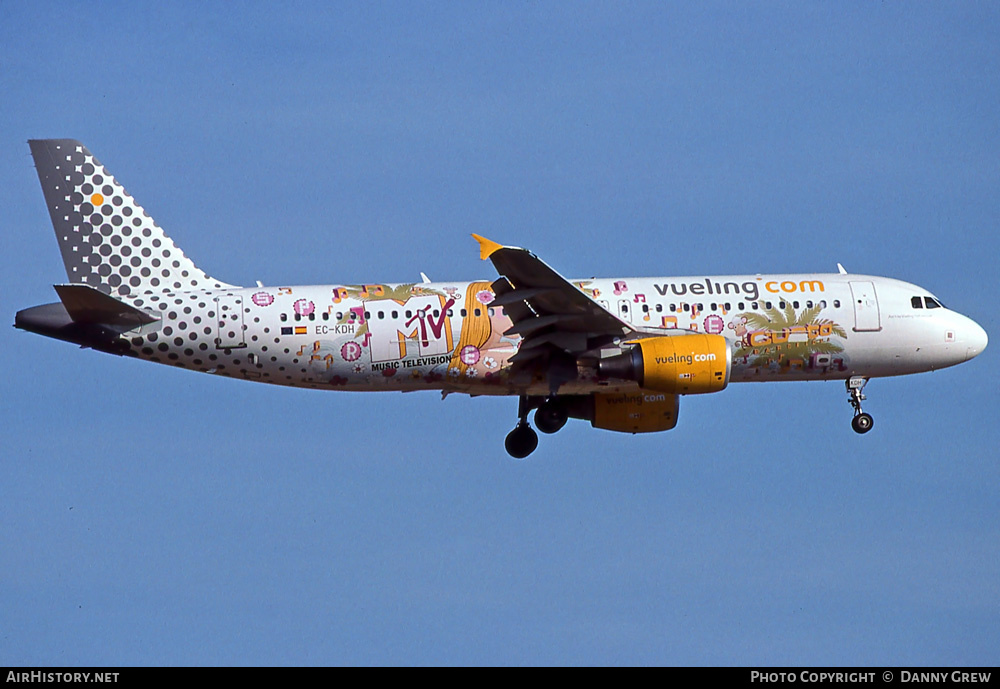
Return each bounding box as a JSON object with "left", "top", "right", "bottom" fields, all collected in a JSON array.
[{"left": 121, "top": 273, "right": 987, "bottom": 396}]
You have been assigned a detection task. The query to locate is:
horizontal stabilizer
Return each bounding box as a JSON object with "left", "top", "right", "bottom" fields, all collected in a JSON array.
[{"left": 53, "top": 283, "right": 159, "bottom": 329}]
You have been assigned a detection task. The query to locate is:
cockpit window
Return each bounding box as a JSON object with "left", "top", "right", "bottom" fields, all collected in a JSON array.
[
  {"left": 925, "top": 297, "right": 942, "bottom": 309},
  {"left": 911, "top": 296, "right": 923, "bottom": 309}
]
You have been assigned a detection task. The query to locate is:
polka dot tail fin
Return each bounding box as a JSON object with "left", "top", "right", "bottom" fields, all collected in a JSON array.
[{"left": 28, "top": 139, "right": 233, "bottom": 302}]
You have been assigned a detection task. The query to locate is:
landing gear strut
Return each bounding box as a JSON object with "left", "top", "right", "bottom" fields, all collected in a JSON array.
[
  {"left": 847, "top": 377, "right": 874, "bottom": 434},
  {"left": 505, "top": 395, "right": 539, "bottom": 459}
]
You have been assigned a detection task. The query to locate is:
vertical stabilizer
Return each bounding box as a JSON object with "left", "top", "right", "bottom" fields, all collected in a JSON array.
[{"left": 29, "top": 139, "right": 231, "bottom": 299}]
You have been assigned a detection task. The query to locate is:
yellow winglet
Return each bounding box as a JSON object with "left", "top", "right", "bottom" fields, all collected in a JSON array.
[{"left": 471, "top": 233, "right": 503, "bottom": 261}]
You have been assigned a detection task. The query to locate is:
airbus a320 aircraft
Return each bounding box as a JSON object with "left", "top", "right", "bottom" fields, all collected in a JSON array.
[{"left": 16, "top": 140, "right": 988, "bottom": 457}]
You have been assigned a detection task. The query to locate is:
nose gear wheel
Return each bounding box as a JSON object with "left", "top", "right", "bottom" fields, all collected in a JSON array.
[{"left": 846, "top": 377, "right": 874, "bottom": 434}]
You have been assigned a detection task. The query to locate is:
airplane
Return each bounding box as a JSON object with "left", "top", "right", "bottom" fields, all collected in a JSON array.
[{"left": 16, "top": 139, "right": 989, "bottom": 458}]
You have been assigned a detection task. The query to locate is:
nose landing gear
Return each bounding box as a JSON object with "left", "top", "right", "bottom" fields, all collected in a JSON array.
[{"left": 847, "top": 377, "right": 874, "bottom": 434}]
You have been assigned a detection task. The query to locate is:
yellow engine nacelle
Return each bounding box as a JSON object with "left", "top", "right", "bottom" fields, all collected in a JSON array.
[
  {"left": 597, "top": 334, "right": 731, "bottom": 395},
  {"left": 591, "top": 391, "right": 680, "bottom": 433}
]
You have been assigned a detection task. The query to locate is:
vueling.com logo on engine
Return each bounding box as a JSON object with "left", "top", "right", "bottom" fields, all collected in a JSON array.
[{"left": 655, "top": 352, "right": 717, "bottom": 366}]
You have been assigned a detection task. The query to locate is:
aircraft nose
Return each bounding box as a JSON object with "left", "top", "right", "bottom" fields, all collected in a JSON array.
[{"left": 965, "top": 318, "right": 988, "bottom": 361}]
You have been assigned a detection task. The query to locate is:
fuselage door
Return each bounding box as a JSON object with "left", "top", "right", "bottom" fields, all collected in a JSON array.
[
  {"left": 849, "top": 281, "right": 881, "bottom": 332},
  {"left": 215, "top": 294, "right": 246, "bottom": 348}
]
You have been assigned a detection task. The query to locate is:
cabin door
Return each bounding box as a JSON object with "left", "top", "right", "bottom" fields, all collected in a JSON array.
[{"left": 849, "top": 281, "right": 881, "bottom": 332}]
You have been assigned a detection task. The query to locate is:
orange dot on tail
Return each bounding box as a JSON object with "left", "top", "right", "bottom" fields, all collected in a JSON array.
[{"left": 91, "top": 193, "right": 104, "bottom": 206}]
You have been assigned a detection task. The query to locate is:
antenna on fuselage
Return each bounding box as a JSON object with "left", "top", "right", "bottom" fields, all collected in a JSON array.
[
  {"left": 420, "top": 272, "right": 432, "bottom": 284},
  {"left": 837, "top": 263, "right": 848, "bottom": 274}
]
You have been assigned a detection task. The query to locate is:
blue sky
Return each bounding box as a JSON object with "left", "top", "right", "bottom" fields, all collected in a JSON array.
[{"left": 2, "top": 2, "right": 998, "bottom": 665}]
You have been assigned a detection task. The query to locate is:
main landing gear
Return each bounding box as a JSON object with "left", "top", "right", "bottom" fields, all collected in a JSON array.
[
  {"left": 534, "top": 398, "right": 568, "bottom": 435},
  {"left": 504, "top": 396, "right": 571, "bottom": 458},
  {"left": 505, "top": 396, "right": 539, "bottom": 459},
  {"left": 847, "top": 377, "right": 874, "bottom": 434}
]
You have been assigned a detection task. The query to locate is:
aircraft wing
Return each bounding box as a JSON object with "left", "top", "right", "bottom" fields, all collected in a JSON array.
[{"left": 472, "top": 235, "right": 637, "bottom": 387}]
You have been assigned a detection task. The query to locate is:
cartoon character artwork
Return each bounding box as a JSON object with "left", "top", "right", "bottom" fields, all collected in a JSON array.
[
  {"left": 293, "top": 281, "right": 519, "bottom": 388},
  {"left": 446, "top": 281, "right": 517, "bottom": 385},
  {"left": 728, "top": 316, "right": 750, "bottom": 346}
]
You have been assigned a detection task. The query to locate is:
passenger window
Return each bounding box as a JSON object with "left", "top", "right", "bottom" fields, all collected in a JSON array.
[
  {"left": 806, "top": 301, "right": 814, "bottom": 308},
  {"left": 683, "top": 304, "right": 690, "bottom": 312},
  {"left": 308, "top": 313, "right": 315, "bottom": 321},
  {"left": 322, "top": 312, "right": 329, "bottom": 321},
  {"left": 392, "top": 311, "right": 398, "bottom": 319},
  {"left": 460, "top": 309, "right": 467, "bottom": 317},
  {"left": 294, "top": 313, "right": 301, "bottom": 321},
  {"left": 377, "top": 311, "right": 384, "bottom": 320},
  {"left": 669, "top": 304, "right": 676, "bottom": 313},
  {"left": 793, "top": 301, "right": 799, "bottom": 309},
  {"left": 280, "top": 313, "right": 287, "bottom": 322},
  {"left": 710, "top": 303, "right": 717, "bottom": 311},
  {"left": 488, "top": 307, "right": 495, "bottom": 316},
  {"left": 474, "top": 308, "right": 481, "bottom": 317},
  {"left": 642, "top": 304, "right": 648, "bottom": 313},
  {"left": 765, "top": 302, "right": 772, "bottom": 309},
  {"left": 833, "top": 300, "right": 840, "bottom": 308},
  {"left": 820, "top": 300, "right": 827, "bottom": 308},
  {"left": 779, "top": 301, "right": 786, "bottom": 309},
  {"left": 655, "top": 304, "right": 662, "bottom": 313},
  {"left": 738, "top": 302, "right": 744, "bottom": 310}
]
